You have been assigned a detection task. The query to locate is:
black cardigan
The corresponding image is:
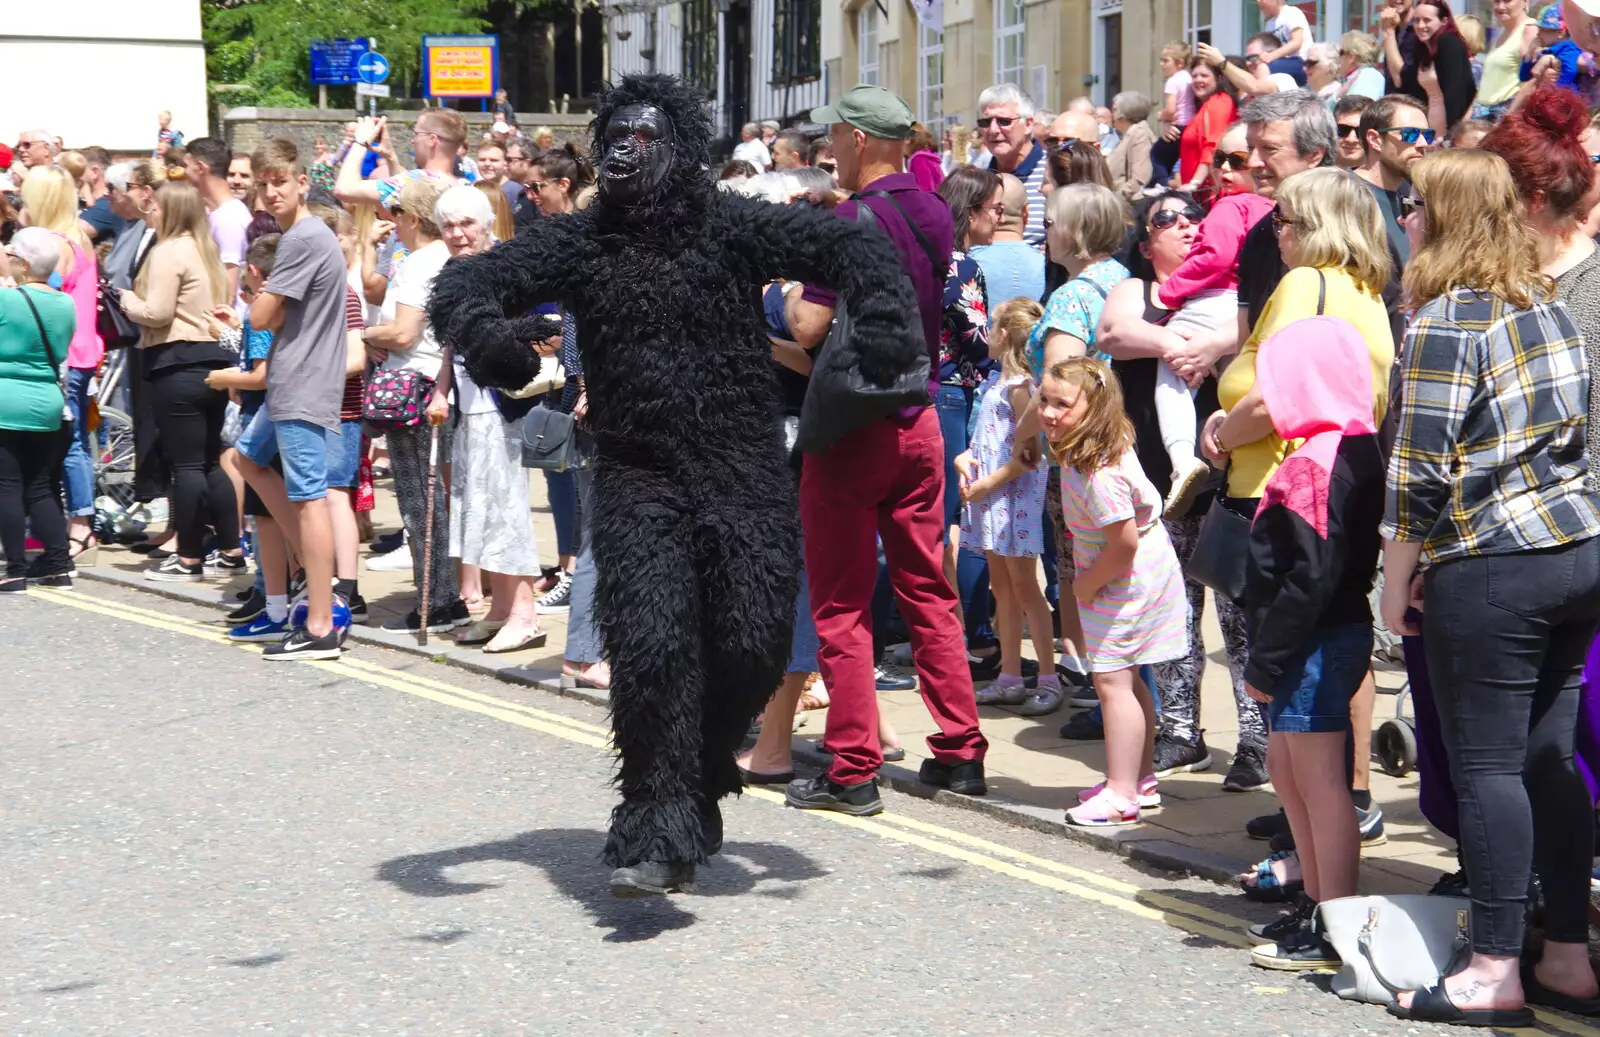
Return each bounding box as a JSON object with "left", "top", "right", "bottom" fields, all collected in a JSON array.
[{"left": 1400, "top": 31, "right": 1476, "bottom": 131}]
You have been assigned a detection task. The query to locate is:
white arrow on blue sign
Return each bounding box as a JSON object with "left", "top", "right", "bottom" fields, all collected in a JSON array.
[{"left": 357, "top": 51, "right": 390, "bottom": 85}]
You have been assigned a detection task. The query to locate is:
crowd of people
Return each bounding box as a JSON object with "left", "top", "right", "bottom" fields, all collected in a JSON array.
[{"left": 7, "top": 23, "right": 1600, "bottom": 1016}]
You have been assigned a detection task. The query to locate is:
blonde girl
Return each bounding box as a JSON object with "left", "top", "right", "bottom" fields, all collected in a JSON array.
[
  {"left": 1039, "top": 358, "right": 1189, "bottom": 826},
  {"left": 957, "top": 297, "right": 1055, "bottom": 707}
]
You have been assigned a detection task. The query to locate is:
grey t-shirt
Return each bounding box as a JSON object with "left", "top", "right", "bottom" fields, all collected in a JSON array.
[
  {"left": 1361, "top": 177, "right": 1411, "bottom": 267},
  {"left": 264, "top": 215, "right": 348, "bottom": 430},
  {"left": 1556, "top": 246, "right": 1600, "bottom": 486}
]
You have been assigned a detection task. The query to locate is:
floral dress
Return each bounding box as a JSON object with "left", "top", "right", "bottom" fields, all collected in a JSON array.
[
  {"left": 961, "top": 371, "right": 1048, "bottom": 558},
  {"left": 940, "top": 251, "right": 990, "bottom": 389},
  {"left": 1025, "top": 257, "right": 1129, "bottom": 377}
]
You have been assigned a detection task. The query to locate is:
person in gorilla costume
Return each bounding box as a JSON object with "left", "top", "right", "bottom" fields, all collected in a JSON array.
[{"left": 427, "top": 74, "right": 923, "bottom": 896}]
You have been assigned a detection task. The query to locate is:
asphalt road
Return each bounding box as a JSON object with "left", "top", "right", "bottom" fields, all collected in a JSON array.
[{"left": 0, "top": 582, "right": 1569, "bottom": 1036}]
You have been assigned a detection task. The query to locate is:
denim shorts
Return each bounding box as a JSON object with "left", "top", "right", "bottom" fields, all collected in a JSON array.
[
  {"left": 789, "top": 566, "right": 819, "bottom": 673},
  {"left": 1266, "top": 622, "right": 1373, "bottom": 733},
  {"left": 236, "top": 408, "right": 331, "bottom": 502},
  {"left": 325, "top": 420, "right": 363, "bottom": 489}
]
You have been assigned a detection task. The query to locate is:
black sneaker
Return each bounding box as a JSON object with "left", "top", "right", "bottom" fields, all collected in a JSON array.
[
  {"left": 0, "top": 577, "right": 26, "bottom": 594},
  {"left": 1429, "top": 869, "right": 1468, "bottom": 897},
  {"left": 1357, "top": 802, "right": 1387, "bottom": 847},
  {"left": 347, "top": 593, "right": 370, "bottom": 625},
  {"left": 1223, "top": 744, "right": 1272, "bottom": 792},
  {"left": 1250, "top": 917, "right": 1341, "bottom": 971},
  {"left": 145, "top": 555, "right": 203, "bottom": 582},
  {"left": 1270, "top": 827, "right": 1297, "bottom": 853},
  {"left": 205, "top": 551, "right": 248, "bottom": 578},
  {"left": 969, "top": 651, "right": 1002, "bottom": 683},
  {"left": 610, "top": 861, "right": 696, "bottom": 897},
  {"left": 1248, "top": 893, "right": 1315, "bottom": 942},
  {"left": 535, "top": 570, "right": 573, "bottom": 614},
  {"left": 261, "top": 625, "right": 342, "bottom": 661},
  {"left": 382, "top": 601, "right": 470, "bottom": 633},
  {"left": 226, "top": 586, "right": 267, "bottom": 623},
  {"left": 370, "top": 530, "right": 406, "bottom": 555},
  {"left": 785, "top": 774, "right": 884, "bottom": 815},
  {"left": 1247, "top": 809, "right": 1290, "bottom": 841},
  {"left": 1152, "top": 731, "right": 1213, "bottom": 777},
  {"left": 27, "top": 572, "right": 73, "bottom": 588},
  {"left": 1059, "top": 708, "right": 1105, "bottom": 741},
  {"left": 288, "top": 568, "right": 308, "bottom": 602},
  {"left": 919, "top": 757, "right": 988, "bottom": 796},
  {"left": 875, "top": 665, "right": 916, "bottom": 692}
]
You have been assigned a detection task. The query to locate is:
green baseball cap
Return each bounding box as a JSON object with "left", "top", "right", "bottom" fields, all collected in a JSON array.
[{"left": 811, "top": 85, "right": 915, "bottom": 140}]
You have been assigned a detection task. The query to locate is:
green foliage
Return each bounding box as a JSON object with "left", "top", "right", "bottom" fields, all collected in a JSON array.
[{"left": 203, "top": 0, "right": 491, "bottom": 107}]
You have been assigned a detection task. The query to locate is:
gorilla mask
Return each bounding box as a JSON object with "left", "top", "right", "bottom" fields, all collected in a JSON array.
[{"left": 599, "top": 103, "right": 676, "bottom": 206}]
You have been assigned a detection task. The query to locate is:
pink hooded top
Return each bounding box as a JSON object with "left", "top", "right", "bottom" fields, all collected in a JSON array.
[
  {"left": 1156, "top": 193, "right": 1275, "bottom": 309},
  {"left": 909, "top": 149, "right": 945, "bottom": 193}
]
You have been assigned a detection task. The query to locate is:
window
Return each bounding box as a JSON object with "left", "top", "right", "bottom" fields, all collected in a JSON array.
[
  {"left": 773, "top": 0, "right": 823, "bottom": 84},
  {"left": 683, "top": 0, "right": 718, "bottom": 98},
  {"left": 995, "top": 0, "right": 1026, "bottom": 86},
  {"left": 1186, "top": 0, "right": 1213, "bottom": 45},
  {"left": 858, "top": 4, "right": 880, "bottom": 86},
  {"left": 1243, "top": 0, "right": 1323, "bottom": 42},
  {"left": 1102, "top": 14, "right": 1122, "bottom": 99},
  {"left": 917, "top": 22, "right": 943, "bottom": 125}
]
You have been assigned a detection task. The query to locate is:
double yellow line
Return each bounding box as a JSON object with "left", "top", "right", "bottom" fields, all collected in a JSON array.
[{"left": 27, "top": 585, "right": 1600, "bottom": 1037}]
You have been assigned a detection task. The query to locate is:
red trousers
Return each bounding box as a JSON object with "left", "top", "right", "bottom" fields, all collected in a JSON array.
[{"left": 800, "top": 408, "right": 987, "bottom": 785}]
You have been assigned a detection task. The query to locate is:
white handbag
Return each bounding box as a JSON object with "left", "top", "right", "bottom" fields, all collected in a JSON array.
[{"left": 1318, "top": 894, "right": 1472, "bottom": 1005}]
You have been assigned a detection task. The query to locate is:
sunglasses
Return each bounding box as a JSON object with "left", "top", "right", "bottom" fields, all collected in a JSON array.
[
  {"left": 974, "top": 201, "right": 1007, "bottom": 217},
  {"left": 1399, "top": 193, "right": 1425, "bottom": 219},
  {"left": 1149, "top": 204, "right": 1205, "bottom": 229},
  {"left": 1270, "top": 210, "right": 1298, "bottom": 235},
  {"left": 1337, "top": 124, "right": 1363, "bottom": 139},
  {"left": 1379, "top": 126, "right": 1438, "bottom": 146},
  {"left": 1050, "top": 137, "right": 1100, "bottom": 153},
  {"left": 1244, "top": 54, "right": 1263, "bottom": 67},
  {"left": 977, "top": 116, "right": 1018, "bottom": 130},
  {"left": 1212, "top": 150, "right": 1251, "bottom": 171}
]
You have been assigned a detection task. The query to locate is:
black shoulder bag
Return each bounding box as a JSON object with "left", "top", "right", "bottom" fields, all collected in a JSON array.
[
  {"left": 794, "top": 194, "right": 935, "bottom": 455},
  {"left": 1185, "top": 270, "right": 1325, "bottom": 603}
]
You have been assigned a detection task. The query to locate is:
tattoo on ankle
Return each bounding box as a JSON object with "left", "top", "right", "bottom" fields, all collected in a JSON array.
[{"left": 1448, "top": 979, "right": 1483, "bottom": 1004}]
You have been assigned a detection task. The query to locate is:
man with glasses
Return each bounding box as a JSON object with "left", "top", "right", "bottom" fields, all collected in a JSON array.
[
  {"left": 973, "top": 83, "right": 1048, "bottom": 245},
  {"left": 502, "top": 138, "right": 541, "bottom": 233},
  {"left": 334, "top": 107, "right": 467, "bottom": 210},
  {"left": 1354, "top": 93, "right": 1431, "bottom": 264},
  {"left": 14, "top": 130, "right": 54, "bottom": 172},
  {"left": 1198, "top": 36, "right": 1300, "bottom": 98},
  {"left": 1334, "top": 95, "right": 1374, "bottom": 169}
]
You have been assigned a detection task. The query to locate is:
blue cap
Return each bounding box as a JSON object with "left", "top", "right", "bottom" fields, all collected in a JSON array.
[{"left": 1540, "top": 4, "right": 1566, "bottom": 30}]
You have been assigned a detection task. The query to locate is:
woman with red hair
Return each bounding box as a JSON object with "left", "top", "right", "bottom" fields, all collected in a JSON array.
[{"left": 1384, "top": 0, "right": 1477, "bottom": 136}]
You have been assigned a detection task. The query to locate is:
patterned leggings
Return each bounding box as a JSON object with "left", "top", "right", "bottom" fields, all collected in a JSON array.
[{"left": 387, "top": 421, "right": 461, "bottom": 614}]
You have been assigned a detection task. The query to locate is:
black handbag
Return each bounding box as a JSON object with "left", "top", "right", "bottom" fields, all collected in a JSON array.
[
  {"left": 794, "top": 197, "right": 933, "bottom": 455},
  {"left": 1186, "top": 270, "right": 1325, "bottom": 602},
  {"left": 520, "top": 404, "right": 589, "bottom": 471}
]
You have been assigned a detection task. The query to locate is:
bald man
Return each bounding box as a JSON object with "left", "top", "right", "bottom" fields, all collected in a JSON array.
[
  {"left": 968, "top": 171, "right": 1046, "bottom": 303},
  {"left": 1043, "top": 110, "right": 1100, "bottom": 152}
]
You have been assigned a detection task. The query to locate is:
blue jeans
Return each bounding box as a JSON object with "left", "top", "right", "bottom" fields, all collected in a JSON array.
[
  {"left": 1268, "top": 56, "right": 1307, "bottom": 85},
  {"left": 789, "top": 566, "right": 819, "bottom": 672},
  {"left": 565, "top": 467, "right": 602, "bottom": 664},
  {"left": 1265, "top": 622, "right": 1372, "bottom": 734},
  {"left": 63, "top": 366, "right": 96, "bottom": 517},
  {"left": 544, "top": 467, "right": 578, "bottom": 559},
  {"left": 934, "top": 384, "right": 970, "bottom": 530}
]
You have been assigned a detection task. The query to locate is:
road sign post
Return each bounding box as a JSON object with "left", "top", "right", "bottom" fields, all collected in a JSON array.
[{"left": 356, "top": 44, "right": 390, "bottom": 118}]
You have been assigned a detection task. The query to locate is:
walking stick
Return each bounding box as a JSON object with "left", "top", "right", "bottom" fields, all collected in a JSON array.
[{"left": 418, "top": 420, "right": 440, "bottom": 647}]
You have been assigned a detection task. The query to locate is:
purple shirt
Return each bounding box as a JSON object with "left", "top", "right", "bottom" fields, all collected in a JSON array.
[{"left": 802, "top": 171, "right": 954, "bottom": 380}]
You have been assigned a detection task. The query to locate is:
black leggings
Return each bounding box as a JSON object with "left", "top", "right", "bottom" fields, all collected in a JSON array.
[
  {"left": 0, "top": 427, "right": 70, "bottom": 578},
  {"left": 147, "top": 364, "right": 239, "bottom": 560}
]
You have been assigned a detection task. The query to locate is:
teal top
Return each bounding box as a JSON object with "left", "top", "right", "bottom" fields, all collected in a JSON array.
[{"left": 0, "top": 285, "right": 75, "bottom": 432}]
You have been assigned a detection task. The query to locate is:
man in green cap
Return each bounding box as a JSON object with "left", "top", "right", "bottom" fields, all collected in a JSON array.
[{"left": 784, "top": 84, "right": 990, "bottom": 818}]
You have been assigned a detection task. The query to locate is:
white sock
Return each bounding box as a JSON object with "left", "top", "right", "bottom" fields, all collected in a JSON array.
[
  {"left": 1059, "top": 645, "right": 1087, "bottom": 674},
  {"left": 266, "top": 594, "right": 289, "bottom": 623},
  {"left": 1155, "top": 362, "right": 1199, "bottom": 471}
]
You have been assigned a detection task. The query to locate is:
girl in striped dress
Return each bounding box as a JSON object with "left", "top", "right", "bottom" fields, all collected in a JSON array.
[{"left": 1039, "top": 357, "right": 1190, "bottom": 827}]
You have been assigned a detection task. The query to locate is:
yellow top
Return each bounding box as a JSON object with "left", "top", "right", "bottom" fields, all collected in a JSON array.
[
  {"left": 1477, "top": 21, "right": 1528, "bottom": 106},
  {"left": 1217, "top": 265, "right": 1395, "bottom": 499}
]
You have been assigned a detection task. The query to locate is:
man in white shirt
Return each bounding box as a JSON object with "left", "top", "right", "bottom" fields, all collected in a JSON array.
[
  {"left": 185, "top": 136, "right": 255, "bottom": 307},
  {"left": 1257, "top": 0, "right": 1312, "bottom": 83},
  {"left": 732, "top": 123, "right": 772, "bottom": 169}
]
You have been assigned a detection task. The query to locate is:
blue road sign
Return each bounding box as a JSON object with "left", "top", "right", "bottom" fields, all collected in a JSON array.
[
  {"left": 357, "top": 51, "right": 391, "bottom": 85},
  {"left": 309, "top": 39, "right": 368, "bottom": 85}
]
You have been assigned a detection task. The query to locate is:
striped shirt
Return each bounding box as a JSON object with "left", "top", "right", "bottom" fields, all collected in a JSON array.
[
  {"left": 979, "top": 142, "right": 1048, "bottom": 248},
  {"left": 340, "top": 286, "right": 365, "bottom": 422},
  {"left": 1382, "top": 285, "right": 1600, "bottom": 565}
]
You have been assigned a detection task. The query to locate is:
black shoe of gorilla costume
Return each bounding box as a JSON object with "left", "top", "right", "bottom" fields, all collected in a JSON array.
[{"left": 427, "top": 73, "right": 926, "bottom": 879}]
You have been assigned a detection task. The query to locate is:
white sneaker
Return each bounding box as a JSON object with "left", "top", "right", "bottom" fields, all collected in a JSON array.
[
  {"left": 365, "top": 544, "right": 414, "bottom": 572},
  {"left": 1163, "top": 458, "right": 1210, "bottom": 519}
]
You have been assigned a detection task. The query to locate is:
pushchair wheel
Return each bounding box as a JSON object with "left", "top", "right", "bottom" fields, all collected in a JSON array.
[{"left": 1376, "top": 718, "right": 1417, "bottom": 777}]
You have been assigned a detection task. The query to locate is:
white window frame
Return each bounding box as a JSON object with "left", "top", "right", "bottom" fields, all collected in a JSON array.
[
  {"left": 858, "top": 4, "right": 881, "bottom": 86},
  {"left": 1185, "top": 0, "right": 1213, "bottom": 46},
  {"left": 918, "top": 22, "right": 944, "bottom": 125},
  {"left": 994, "top": 0, "right": 1026, "bottom": 86}
]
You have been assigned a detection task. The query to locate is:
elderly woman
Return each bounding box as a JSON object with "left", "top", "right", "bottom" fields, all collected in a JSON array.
[
  {"left": 1339, "top": 31, "right": 1387, "bottom": 100},
  {"left": 1383, "top": 147, "right": 1600, "bottom": 1028},
  {"left": 1106, "top": 92, "right": 1155, "bottom": 202},
  {"left": 0, "top": 228, "right": 77, "bottom": 592},
  {"left": 425, "top": 185, "right": 547, "bottom": 654},
  {"left": 1305, "top": 43, "right": 1343, "bottom": 106}
]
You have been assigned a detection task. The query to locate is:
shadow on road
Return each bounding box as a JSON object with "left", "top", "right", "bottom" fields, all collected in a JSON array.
[{"left": 376, "top": 828, "right": 827, "bottom": 942}]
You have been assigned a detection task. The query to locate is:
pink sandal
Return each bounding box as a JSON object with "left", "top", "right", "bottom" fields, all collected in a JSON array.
[
  {"left": 1066, "top": 788, "right": 1141, "bottom": 827},
  {"left": 1077, "top": 774, "right": 1160, "bottom": 809}
]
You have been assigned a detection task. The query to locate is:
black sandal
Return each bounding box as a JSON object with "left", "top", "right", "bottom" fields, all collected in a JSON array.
[
  {"left": 1385, "top": 982, "right": 1535, "bottom": 1028},
  {"left": 1522, "top": 962, "right": 1600, "bottom": 1017}
]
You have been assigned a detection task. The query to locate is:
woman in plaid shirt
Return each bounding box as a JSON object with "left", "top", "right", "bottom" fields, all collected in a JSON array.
[{"left": 1382, "top": 148, "right": 1600, "bottom": 1027}]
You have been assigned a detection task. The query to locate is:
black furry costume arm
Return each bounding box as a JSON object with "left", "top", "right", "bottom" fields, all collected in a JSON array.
[
  {"left": 425, "top": 216, "right": 597, "bottom": 391},
  {"left": 722, "top": 194, "right": 927, "bottom": 388}
]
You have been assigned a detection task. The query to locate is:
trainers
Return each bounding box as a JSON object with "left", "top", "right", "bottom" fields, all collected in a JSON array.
[
  {"left": 875, "top": 665, "right": 916, "bottom": 692},
  {"left": 975, "top": 675, "right": 1030, "bottom": 706},
  {"left": 261, "top": 625, "right": 342, "bottom": 661},
  {"left": 1429, "top": 869, "right": 1469, "bottom": 897},
  {"left": 228, "top": 614, "right": 290, "bottom": 642},
  {"left": 381, "top": 600, "right": 470, "bottom": 633},
  {"left": 347, "top": 593, "right": 369, "bottom": 625},
  {"left": 145, "top": 555, "right": 202, "bottom": 582},
  {"left": 1011, "top": 685, "right": 1065, "bottom": 717},
  {"left": 1163, "top": 457, "right": 1210, "bottom": 520},
  {"left": 1223, "top": 745, "right": 1271, "bottom": 792},
  {"left": 369, "top": 530, "right": 406, "bottom": 555},
  {"left": 1152, "top": 730, "right": 1212, "bottom": 776},
  {"left": 288, "top": 569, "right": 307, "bottom": 602},
  {"left": 1357, "top": 802, "right": 1387, "bottom": 846},
  {"left": 1078, "top": 774, "right": 1161, "bottom": 810},
  {"left": 1060, "top": 708, "right": 1105, "bottom": 741},
  {"left": 0, "top": 576, "right": 27, "bottom": 594},
  {"left": 27, "top": 572, "right": 73, "bottom": 588},
  {"left": 1067, "top": 680, "right": 1099, "bottom": 709},
  {"left": 1246, "top": 808, "right": 1289, "bottom": 842},
  {"left": 969, "top": 652, "right": 1039, "bottom": 682},
  {"left": 1248, "top": 894, "right": 1316, "bottom": 942},
  {"left": 535, "top": 569, "right": 573, "bottom": 614},
  {"left": 610, "top": 861, "right": 696, "bottom": 897},
  {"left": 1066, "top": 787, "right": 1141, "bottom": 827},
  {"left": 365, "top": 544, "right": 414, "bottom": 572},
  {"left": 919, "top": 757, "right": 987, "bottom": 796},
  {"left": 227, "top": 586, "right": 267, "bottom": 623},
  {"left": 784, "top": 774, "right": 884, "bottom": 816},
  {"left": 204, "top": 551, "right": 248, "bottom": 578},
  {"left": 1250, "top": 917, "right": 1341, "bottom": 971}
]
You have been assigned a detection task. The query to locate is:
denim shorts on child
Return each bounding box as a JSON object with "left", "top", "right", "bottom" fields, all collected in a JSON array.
[
  {"left": 325, "top": 419, "right": 363, "bottom": 489},
  {"left": 235, "top": 407, "right": 331, "bottom": 502},
  {"left": 1266, "top": 622, "right": 1373, "bottom": 734}
]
